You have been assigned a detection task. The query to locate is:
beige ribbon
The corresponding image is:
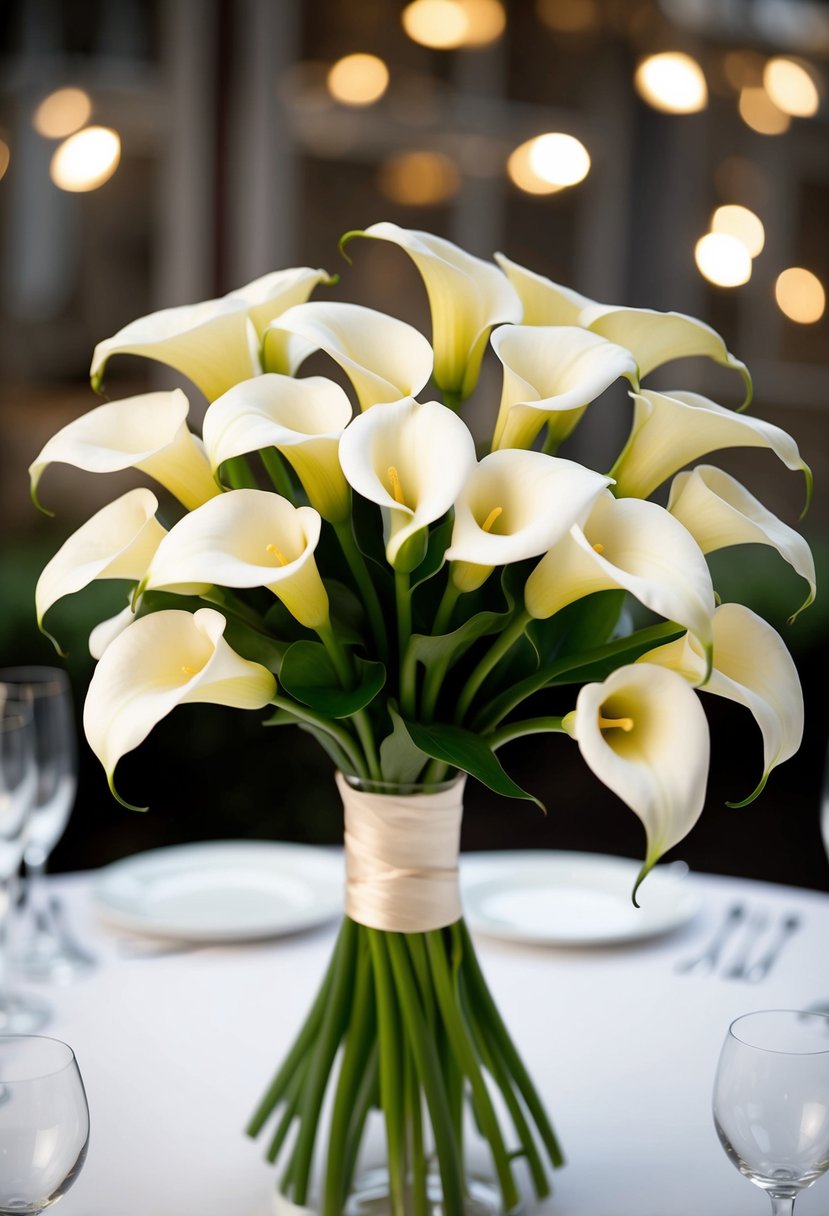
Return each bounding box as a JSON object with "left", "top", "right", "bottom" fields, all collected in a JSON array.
[{"left": 337, "top": 771, "right": 465, "bottom": 932}]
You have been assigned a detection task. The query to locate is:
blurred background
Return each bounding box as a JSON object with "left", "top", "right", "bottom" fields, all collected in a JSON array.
[{"left": 1, "top": 0, "right": 827, "bottom": 888}]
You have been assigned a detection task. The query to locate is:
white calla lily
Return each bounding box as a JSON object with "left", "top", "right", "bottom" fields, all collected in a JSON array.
[
  {"left": 89, "top": 600, "right": 137, "bottom": 660},
  {"left": 667, "top": 465, "right": 816, "bottom": 620},
  {"left": 29, "top": 389, "right": 220, "bottom": 512},
  {"left": 83, "top": 607, "right": 276, "bottom": 804},
  {"left": 203, "top": 374, "right": 353, "bottom": 521},
  {"left": 262, "top": 302, "right": 433, "bottom": 411},
  {"left": 564, "top": 663, "right": 710, "bottom": 896},
  {"left": 639, "top": 603, "right": 804, "bottom": 805},
  {"left": 445, "top": 450, "right": 611, "bottom": 593},
  {"left": 490, "top": 324, "right": 638, "bottom": 451},
  {"left": 338, "top": 397, "right": 476, "bottom": 571},
  {"left": 142, "top": 489, "right": 329, "bottom": 629},
  {"left": 36, "top": 488, "right": 167, "bottom": 632},
  {"left": 495, "top": 252, "right": 750, "bottom": 399},
  {"left": 525, "top": 492, "right": 716, "bottom": 660},
  {"left": 90, "top": 266, "right": 330, "bottom": 401},
  {"left": 344, "top": 223, "right": 522, "bottom": 401},
  {"left": 611, "top": 389, "right": 812, "bottom": 505}
]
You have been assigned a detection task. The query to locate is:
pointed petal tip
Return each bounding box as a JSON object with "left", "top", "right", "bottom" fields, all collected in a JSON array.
[
  {"left": 735, "top": 361, "right": 753, "bottom": 412},
  {"left": 37, "top": 618, "right": 68, "bottom": 658},
  {"left": 787, "top": 588, "right": 816, "bottom": 625},
  {"left": 631, "top": 856, "right": 657, "bottom": 908},
  {"left": 725, "top": 770, "right": 770, "bottom": 809},
  {"left": 29, "top": 480, "right": 54, "bottom": 518},
  {"left": 107, "top": 771, "right": 149, "bottom": 812},
  {"left": 800, "top": 464, "right": 814, "bottom": 519},
  {"left": 338, "top": 230, "right": 364, "bottom": 264}
]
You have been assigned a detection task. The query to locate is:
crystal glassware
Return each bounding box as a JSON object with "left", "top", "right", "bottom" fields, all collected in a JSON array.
[
  {"left": 0, "top": 699, "right": 50, "bottom": 1032},
  {"left": 0, "top": 1035, "right": 89, "bottom": 1213},
  {"left": 713, "top": 1009, "right": 829, "bottom": 1216},
  {"left": 0, "top": 667, "right": 93, "bottom": 981}
]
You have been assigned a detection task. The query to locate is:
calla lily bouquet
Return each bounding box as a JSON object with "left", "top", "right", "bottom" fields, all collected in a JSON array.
[{"left": 33, "top": 222, "right": 813, "bottom": 1215}]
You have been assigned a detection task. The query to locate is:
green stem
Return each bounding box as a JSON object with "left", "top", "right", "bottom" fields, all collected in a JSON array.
[
  {"left": 270, "top": 694, "right": 368, "bottom": 781},
  {"left": 334, "top": 518, "right": 389, "bottom": 662},
  {"left": 265, "top": 1055, "right": 310, "bottom": 1164},
  {"left": 317, "top": 625, "right": 382, "bottom": 781},
  {"left": 260, "top": 447, "right": 295, "bottom": 499},
  {"left": 341, "top": 1043, "right": 379, "bottom": 1198},
  {"left": 367, "top": 929, "right": 407, "bottom": 1216},
  {"left": 201, "top": 586, "right": 266, "bottom": 629},
  {"left": 487, "top": 716, "right": 565, "bottom": 750},
  {"left": 425, "top": 931, "right": 520, "bottom": 1212},
  {"left": 406, "top": 1043, "right": 429, "bottom": 1216},
  {"left": 454, "top": 610, "right": 530, "bottom": 725},
  {"left": 384, "top": 932, "right": 465, "bottom": 1216},
  {"left": 433, "top": 581, "right": 462, "bottom": 636},
  {"left": 220, "top": 454, "right": 258, "bottom": 489},
  {"left": 396, "top": 571, "right": 415, "bottom": 717}
]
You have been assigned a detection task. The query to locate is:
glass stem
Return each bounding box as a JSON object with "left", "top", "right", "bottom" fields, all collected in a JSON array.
[
  {"left": 0, "top": 877, "right": 12, "bottom": 1002},
  {"left": 24, "top": 855, "right": 48, "bottom": 924},
  {"left": 769, "top": 1194, "right": 796, "bottom": 1216}
]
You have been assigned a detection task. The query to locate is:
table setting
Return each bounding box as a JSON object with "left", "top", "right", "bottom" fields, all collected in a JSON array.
[{"left": 2, "top": 222, "right": 825, "bottom": 1216}]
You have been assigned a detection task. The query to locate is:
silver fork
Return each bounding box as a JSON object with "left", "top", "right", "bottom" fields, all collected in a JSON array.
[
  {"left": 723, "top": 909, "right": 770, "bottom": 980},
  {"left": 675, "top": 903, "right": 746, "bottom": 975}
]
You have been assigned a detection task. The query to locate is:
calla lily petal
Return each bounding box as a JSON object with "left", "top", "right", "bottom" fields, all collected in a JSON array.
[
  {"left": 143, "top": 488, "right": 329, "bottom": 629},
  {"left": 226, "top": 266, "right": 333, "bottom": 337},
  {"left": 89, "top": 600, "right": 137, "bottom": 660},
  {"left": 262, "top": 301, "right": 434, "bottom": 411},
  {"left": 490, "top": 324, "right": 638, "bottom": 451},
  {"left": 346, "top": 223, "right": 522, "bottom": 400},
  {"left": 90, "top": 266, "right": 331, "bottom": 401},
  {"left": 36, "top": 488, "right": 166, "bottom": 630},
  {"left": 639, "top": 603, "right": 804, "bottom": 806},
  {"left": 203, "top": 373, "right": 353, "bottom": 521},
  {"left": 29, "top": 389, "right": 220, "bottom": 511},
  {"left": 668, "top": 465, "right": 816, "bottom": 620},
  {"left": 445, "top": 449, "right": 611, "bottom": 592},
  {"left": 494, "top": 253, "right": 750, "bottom": 399},
  {"left": 567, "top": 662, "right": 710, "bottom": 894},
  {"left": 338, "top": 397, "right": 476, "bottom": 569},
  {"left": 83, "top": 607, "right": 276, "bottom": 802},
  {"left": 611, "top": 389, "right": 812, "bottom": 506},
  {"left": 525, "top": 492, "right": 716, "bottom": 658}
]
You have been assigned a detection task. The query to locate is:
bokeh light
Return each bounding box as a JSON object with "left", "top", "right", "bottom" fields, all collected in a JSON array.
[
  {"left": 327, "top": 54, "right": 389, "bottom": 106},
  {"left": 535, "top": 0, "right": 599, "bottom": 34},
  {"left": 377, "top": 150, "right": 461, "bottom": 205},
  {"left": 710, "top": 204, "right": 765, "bottom": 259},
  {"left": 694, "top": 232, "right": 752, "bottom": 287},
  {"left": 508, "top": 133, "right": 590, "bottom": 193},
  {"left": 0, "top": 138, "right": 9, "bottom": 182},
  {"left": 634, "top": 53, "right": 708, "bottom": 114},
  {"left": 33, "top": 86, "right": 92, "bottom": 138},
  {"left": 775, "top": 267, "right": 825, "bottom": 323},
  {"left": 401, "top": 0, "right": 505, "bottom": 49},
  {"left": 763, "top": 57, "right": 820, "bottom": 118},
  {"left": 50, "top": 126, "right": 121, "bottom": 192},
  {"left": 738, "top": 86, "right": 790, "bottom": 134}
]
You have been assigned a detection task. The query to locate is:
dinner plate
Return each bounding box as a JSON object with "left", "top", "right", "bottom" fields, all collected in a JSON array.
[
  {"left": 92, "top": 841, "right": 345, "bottom": 942},
  {"left": 459, "top": 850, "right": 699, "bottom": 946}
]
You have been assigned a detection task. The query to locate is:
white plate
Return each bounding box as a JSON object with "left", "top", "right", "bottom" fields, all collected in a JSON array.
[
  {"left": 460, "top": 850, "right": 699, "bottom": 946},
  {"left": 92, "top": 841, "right": 344, "bottom": 942}
]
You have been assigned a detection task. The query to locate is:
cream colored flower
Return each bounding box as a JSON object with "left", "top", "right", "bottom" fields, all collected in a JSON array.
[
  {"left": 344, "top": 223, "right": 522, "bottom": 401},
  {"left": 142, "top": 488, "right": 329, "bottom": 629},
  {"left": 89, "top": 600, "right": 137, "bottom": 660},
  {"left": 338, "top": 397, "right": 476, "bottom": 571},
  {"left": 524, "top": 492, "right": 716, "bottom": 659},
  {"left": 83, "top": 607, "right": 276, "bottom": 802},
  {"left": 29, "top": 389, "right": 220, "bottom": 512},
  {"left": 667, "top": 465, "right": 816, "bottom": 620},
  {"left": 565, "top": 663, "right": 710, "bottom": 893},
  {"left": 36, "top": 488, "right": 167, "bottom": 631},
  {"left": 202, "top": 373, "right": 352, "bottom": 521},
  {"left": 611, "top": 390, "right": 812, "bottom": 503},
  {"left": 90, "top": 266, "right": 330, "bottom": 401},
  {"left": 490, "top": 324, "right": 638, "bottom": 451},
  {"left": 262, "top": 302, "right": 433, "bottom": 411},
  {"left": 495, "top": 252, "right": 750, "bottom": 398},
  {"left": 638, "top": 603, "right": 804, "bottom": 805},
  {"left": 445, "top": 449, "right": 610, "bottom": 593}
]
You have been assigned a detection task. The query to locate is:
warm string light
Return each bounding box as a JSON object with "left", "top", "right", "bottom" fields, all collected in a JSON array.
[
  {"left": 775, "top": 268, "right": 826, "bottom": 324},
  {"left": 710, "top": 205, "right": 765, "bottom": 259},
  {"left": 634, "top": 52, "right": 708, "bottom": 114},
  {"left": 327, "top": 54, "right": 389, "bottom": 107},
  {"left": 738, "top": 86, "right": 790, "bottom": 134},
  {"left": 401, "top": 0, "right": 505, "bottom": 50},
  {"left": 33, "top": 87, "right": 92, "bottom": 138},
  {"left": 694, "top": 232, "right": 752, "bottom": 288},
  {"left": 377, "top": 150, "right": 460, "bottom": 205},
  {"left": 507, "top": 133, "right": 590, "bottom": 194},
  {"left": 50, "top": 126, "right": 121, "bottom": 192},
  {"left": 0, "top": 138, "right": 9, "bottom": 182},
  {"left": 763, "top": 57, "right": 820, "bottom": 118}
]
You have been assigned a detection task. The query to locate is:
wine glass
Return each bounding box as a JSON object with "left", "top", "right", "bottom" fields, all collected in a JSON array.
[
  {"left": 713, "top": 1009, "right": 829, "bottom": 1216},
  {"left": 0, "top": 1035, "right": 89, "bottom": 1213},
  {"left": 0, "top": 666, "right": 94, "bottom": 980},
  {"left": 0, "top": 699, "right": 50, "bottom": 1033}
]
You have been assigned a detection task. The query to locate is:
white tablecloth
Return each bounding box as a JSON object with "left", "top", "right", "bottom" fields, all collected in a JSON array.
[{"left": 27, "top": 862, "right": 829, "bottom": 1216}]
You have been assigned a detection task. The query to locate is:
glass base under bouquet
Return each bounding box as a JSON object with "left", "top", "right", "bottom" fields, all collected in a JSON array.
[{"left": 344, "top": 1166, "right": 510, "bottom": 1216}]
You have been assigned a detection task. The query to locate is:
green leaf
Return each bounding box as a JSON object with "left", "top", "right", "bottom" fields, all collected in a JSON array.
[
  {"left": 379, "top": 702, "right": 430, "bottom": 784},
  {"left": 408, "top": 609, "right": 509, "bottom": 674},
  {"left": 325, "top": 578, "right": 368, "bottom": 640},
  {"left": 527, "top": 590, "right": 627, "bottom": 668},
  {"left": 280, "top": 640, "right": 386, "bottom": 718},
  {"left": 402, "top": 720, "right": 544, "bottom": 808}
]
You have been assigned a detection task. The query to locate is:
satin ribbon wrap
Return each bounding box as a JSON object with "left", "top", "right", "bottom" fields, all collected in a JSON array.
[{"left": 337, "top": 771, "right": 466, "bottom": 932}]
